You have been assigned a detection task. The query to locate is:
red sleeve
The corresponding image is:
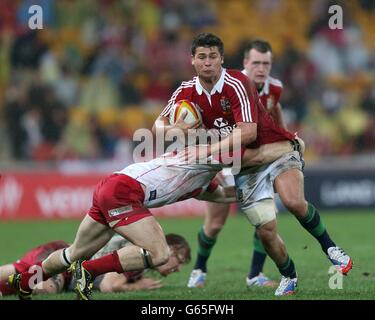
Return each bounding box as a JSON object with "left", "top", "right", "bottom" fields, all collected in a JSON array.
[
  {"left": 160, "top": 82, "right": 192, "bottom": 118},
  {"left": 226, "top": 70, "right": 258, "bottom": 124},
  {"left": 206, "top": 178, "right": 219, "bottom": 193}
]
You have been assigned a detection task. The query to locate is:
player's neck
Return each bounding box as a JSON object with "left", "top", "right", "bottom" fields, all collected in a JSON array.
[
  {"left": 256, "top": 82, "right": 264, "bottom": 92},
  {"left": 198, "top": 68, "right": 223, "bottom": 93}
]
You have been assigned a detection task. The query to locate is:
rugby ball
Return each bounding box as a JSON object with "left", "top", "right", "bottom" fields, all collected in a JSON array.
[{"left": 169, "top": 100, "right": 202, "bottom": 125}]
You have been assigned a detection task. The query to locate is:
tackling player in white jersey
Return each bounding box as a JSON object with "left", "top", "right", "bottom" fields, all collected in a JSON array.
[{"left": 10, "top": 140, "right": 294, "bottom": 300}]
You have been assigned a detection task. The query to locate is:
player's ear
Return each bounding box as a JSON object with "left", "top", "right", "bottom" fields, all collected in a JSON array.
[
  {"left": 221, "top": 56, "right": 224, "bottom": 65},
  {"left": 243, "top": 57, "right": 247, "bottom": 68}
]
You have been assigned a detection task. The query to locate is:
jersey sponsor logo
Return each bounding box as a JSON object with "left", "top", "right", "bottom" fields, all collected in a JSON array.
[
  {"left": 149, "top": 190, "right": 157, "bottom": 201},
  {"left": 214, "top": 117, "right": 228, "bottom": 128},
  {"left": 108, "top": 205, "right": 133, "bottom": 217},
  {"left": 213, "top": 118, "right": 235, "bottom": 137},
  {"left": 220, "top": 96, "right": 232, "bottom": 115}
]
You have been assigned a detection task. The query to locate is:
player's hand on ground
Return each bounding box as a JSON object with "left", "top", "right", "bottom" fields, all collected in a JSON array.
[{"left": 136, "top": 277, "right": 163, "bottom": 290}]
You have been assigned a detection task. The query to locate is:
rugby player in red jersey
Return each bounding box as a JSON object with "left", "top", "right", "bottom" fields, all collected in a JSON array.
[{"left": 154, "top": 33, "right": 352, "bottom": 295}]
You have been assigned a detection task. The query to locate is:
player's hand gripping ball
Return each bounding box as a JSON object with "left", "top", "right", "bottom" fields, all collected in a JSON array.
[{"left": 169, "top": 100, "right": 202, "bottom": 125}]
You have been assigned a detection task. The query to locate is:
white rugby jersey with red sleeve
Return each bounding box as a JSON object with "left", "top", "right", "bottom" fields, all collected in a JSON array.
[
  {"left": 115, "top": 153, "right": 221, "bottom": 208},
  {"left": 160, "top": 68, "right": 294, "bottom": 148}
]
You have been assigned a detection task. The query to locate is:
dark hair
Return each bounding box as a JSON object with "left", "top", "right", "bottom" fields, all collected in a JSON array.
[
  {"left": 165, "top": 233, "right": 191, "bottom": 264},
  {"left": 244, "top": 39, "right": 272, "bottom": 58},
  {"left": 191, "top": 33, "right": 224, "bottom": 56}
]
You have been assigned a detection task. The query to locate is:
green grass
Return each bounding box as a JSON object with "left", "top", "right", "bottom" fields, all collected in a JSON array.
[{"left": 1, "top": 210, "right": 375, "bottom": 300}]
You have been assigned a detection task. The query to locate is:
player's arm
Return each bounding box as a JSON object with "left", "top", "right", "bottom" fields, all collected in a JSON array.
[
  {"left": 99, "top": 272, "right": 162, "bottom": 292},
  {"left": 209, "top": 122, "right": 257, "bottom": 157},
  {"left": 242, "top": 137, "right": 305, "bottom": 167},
  {"left": 271, "top": 103, "right": 287, "bottom": 129},
  {"left": 197, "top": 185, "right": 237, "bottom": 203},
  {"left": 242, "top": 137, "right": 304, "bottom": 167}
]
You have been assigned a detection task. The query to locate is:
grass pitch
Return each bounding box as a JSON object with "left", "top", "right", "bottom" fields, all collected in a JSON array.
[{"left": 1, "top": 210, "right": 374, "bottom": 300}]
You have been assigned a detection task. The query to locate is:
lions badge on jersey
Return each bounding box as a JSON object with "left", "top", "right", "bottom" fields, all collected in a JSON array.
[
  {"left": 220, "top": 96, "right": 232, "bottom": 115},
  {"left": 266, "top": 95, "right": 275, "bottom": 111}
]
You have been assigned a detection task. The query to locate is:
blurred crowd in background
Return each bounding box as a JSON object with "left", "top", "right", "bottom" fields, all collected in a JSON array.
[{"left": 0, "top": 0, "right": 374, "bottom": 166}]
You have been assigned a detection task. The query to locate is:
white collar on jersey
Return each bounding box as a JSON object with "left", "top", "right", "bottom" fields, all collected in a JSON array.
[
  {"left": 241, "top": 69, "right": 270, "bottom": 96},
  {"left": 195, "top": 68, "right": 226, "bottom": 95}
]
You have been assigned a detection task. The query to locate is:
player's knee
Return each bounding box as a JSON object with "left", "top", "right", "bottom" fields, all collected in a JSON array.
[
  {"left": 147, "top": 242, "right": 170, "bottom": 267},
  {"left": 283, "top": 197, "right": 307, "bottom": 216},
  {"left": 257, "top": 220, "right": 277, "bottom": 243},
  {"left": 205, "top": 222, "right": 224, "bottom": 237},
  {"left": 242, "top": 199, "right": 276, "bottom": 227}
]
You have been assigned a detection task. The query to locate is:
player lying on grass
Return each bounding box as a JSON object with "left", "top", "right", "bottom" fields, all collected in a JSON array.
[
  {"left": 0, "top": 234, "right": 190, "bottom": 297},
  {"left": 9, "top": 140, "right": 298, "bottom": 300}
]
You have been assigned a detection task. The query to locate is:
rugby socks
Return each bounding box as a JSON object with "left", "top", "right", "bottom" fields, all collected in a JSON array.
[
  {"left": 297, "top": 203, "right": 336, "bottom": 254},
  {"left": 248, "top": 231, "right": 267, "bottom": 279},
  {"left": 20, "top": 261, "right": 50, "bottom": 292},
  {"left": 82, "top": 250, "right": 123, "bottom": 278},
  {"left": 193, "top": 227, "right": 217, "bottom": 273},
  {"left": 277, "top": 256, "right": 297, "bottom": 279}
]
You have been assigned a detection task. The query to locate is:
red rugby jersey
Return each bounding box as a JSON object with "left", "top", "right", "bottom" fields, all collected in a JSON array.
[
  {"left": 160, "top": 68, "right": 294, "bottom": 147},
  {"left": 15, "top": 240, "right": 69, "bottom": 267},
  {"left": 259, "top": 76, "right": 283, "bottom": 113}
]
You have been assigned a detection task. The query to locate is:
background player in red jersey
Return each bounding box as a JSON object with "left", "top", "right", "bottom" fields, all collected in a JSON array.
[
  {"left": 243, "top": 40, "right": 286, "bottom": 129},
  {"left": 0, "top": 234, "right": 191, "bottom": 296},
  {"left": 0, "top": 240, "right": 70, "bottom": 296}
]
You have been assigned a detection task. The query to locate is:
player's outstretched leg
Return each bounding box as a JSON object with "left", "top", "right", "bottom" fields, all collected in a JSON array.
[
  {"left": 275, "top": 169, "right": 353, "bottom": 275},
  {"left": 10, "top": 215, "right": 113, "bottom": 300},
  {"left": 294, "top": 202, "right": 352, "bottom": 275}
]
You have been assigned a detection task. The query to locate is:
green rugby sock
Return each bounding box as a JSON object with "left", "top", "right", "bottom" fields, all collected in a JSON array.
[
  {"left": 193, "top": 227, "right": 217, "bottom": 272},
  {"left": 298, "top": 203, "right": 335, "bottom": 253}
]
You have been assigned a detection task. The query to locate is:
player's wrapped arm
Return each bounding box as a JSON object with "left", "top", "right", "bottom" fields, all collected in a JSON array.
[
  {"left": 196, "top": 179, "right": 237, "bottom": 203},
  {"left": 241, "top": 137, "right": 305, "bottom": 167}
]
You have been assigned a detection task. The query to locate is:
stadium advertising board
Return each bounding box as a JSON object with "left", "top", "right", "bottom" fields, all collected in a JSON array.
[
  {"left": 0, "top": 172, "right": 234, "bottom": 219},
  {"left": 304, "top": 169, "right": 375, "bottom": 209}
]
